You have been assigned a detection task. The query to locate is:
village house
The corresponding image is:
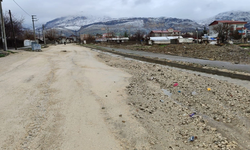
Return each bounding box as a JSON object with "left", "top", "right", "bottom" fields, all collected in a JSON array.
[
  {"left": 149, "top": 28, "right": 181, "bottom": 37},
  {"left": 69, "top": 35, "right": 77, "bottom": 42},
  {"left": 80, "top": 34, "right": 90, "bottom": 41},
  {"left": 102, "top": 33, "right": 114, "bottom": 38},
  {"left": 209, "top": 20, "right": 248, "bottom": 38}
]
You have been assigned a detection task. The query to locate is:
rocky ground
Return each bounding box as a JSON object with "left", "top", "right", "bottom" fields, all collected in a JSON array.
[
  {"left": 96, "top": 52, "right": 250, "bottom": 150},
  {"left": 98, "top": 43, "right": 250, "bottom": 64}
]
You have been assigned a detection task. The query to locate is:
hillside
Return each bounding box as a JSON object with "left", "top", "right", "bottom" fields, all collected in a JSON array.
[
  {"left": 198, "top": 11, "right": 250, "bottom": 28},
  {"left": 42, "top": 10, "right": 250, "bottom": 36}
]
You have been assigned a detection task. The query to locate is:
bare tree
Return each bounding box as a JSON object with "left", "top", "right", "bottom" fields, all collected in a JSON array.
[
  {"left": 22, "top": 29, "right": 34, "bottom": 40},
  {"left": 2, "top": 12, "right": 23, "bottom": 39},
  {"left": 45, "top": 29, "right": 59, "bottom": 42},
  {"left": 133, "top": 30, "right": 145, "bottom": 41},
  {"left": 85, "top": 35, "right": 95, "bottom": 44},
  {"left": 212, "top": 23, "right": 232, "bottom": 43}
]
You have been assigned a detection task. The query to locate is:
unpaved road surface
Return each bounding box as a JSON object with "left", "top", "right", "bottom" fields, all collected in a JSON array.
[
  {"left": 1, "top": 44, "right": 250, "bottom": 150},
  {"left": 0, "top": 44, "right": 147, "bottom": 149}
]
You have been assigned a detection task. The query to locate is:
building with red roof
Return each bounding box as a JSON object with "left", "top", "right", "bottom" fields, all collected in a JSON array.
[{"left": 209, "top": 20, "right": 247, "bottom": 38}]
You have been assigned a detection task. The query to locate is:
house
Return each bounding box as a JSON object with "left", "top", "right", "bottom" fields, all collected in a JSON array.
[
  {"left": 150, "top": 28, "right": 181, "bottom": 37},
  {"left": 57, "top": 36, "right": 67, "bottom": 44},
  {"left": 209, "top": 20, "right": 248, "bottom": 38},
  {"left": 80, "top": 34, "right": 90, "bottom": 41},
  {"left": 69, "top": 35, "right": 77, "bottom": 42},
  {"left": 103, "top": 33, "right": 114, "bottom": 38}
]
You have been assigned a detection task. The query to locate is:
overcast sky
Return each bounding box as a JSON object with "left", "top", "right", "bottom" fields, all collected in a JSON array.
[{"left": 3, "top": 0, "right": 250, "bottom": 26}]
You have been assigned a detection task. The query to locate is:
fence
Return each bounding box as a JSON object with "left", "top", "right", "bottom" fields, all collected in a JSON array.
[{"left": 0, "top": 39, "right": 24, "bottom": 49}]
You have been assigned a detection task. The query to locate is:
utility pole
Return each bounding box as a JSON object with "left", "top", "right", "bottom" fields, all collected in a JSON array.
[
  {"left": 32, "top": 15, "right": 37, "bottom": 42},
  {"left": 196, "top": 28, "right": 198, "bottom": 44},
  {"left": 38, "top": 29, "right": 41, "bottom": 40},
  {"left": 9, "top": 10, "right": 17, "bottom": 50},
  {"left": 78, "top": 32, "right": 80, "bottom": 44},
  {"left": 0, "top": 0, "right": 7, "bottom": 51},
  {"left": 42, "top": 24, "right": 46, "bottom": 45}
]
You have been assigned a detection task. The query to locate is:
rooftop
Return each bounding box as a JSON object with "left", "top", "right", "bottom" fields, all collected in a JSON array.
[{"left": 209, "top": 20, "right": 247, "bottom": 26}]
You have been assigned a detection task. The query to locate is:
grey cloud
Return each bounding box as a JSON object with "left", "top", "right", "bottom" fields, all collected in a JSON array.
[
  {"left": 3, "top": 0, "right": 250, "bottom": 25},
  {"left": 134, "top": 0, "right": 151, "bottom": 5}
]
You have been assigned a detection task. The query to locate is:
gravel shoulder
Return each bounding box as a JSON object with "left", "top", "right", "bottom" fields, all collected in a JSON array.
[{"left": 96, "top": 50, "right": 250, "bottom": 150}]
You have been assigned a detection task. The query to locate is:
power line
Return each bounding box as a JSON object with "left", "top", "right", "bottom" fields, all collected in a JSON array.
[{"left": 12, "top": 0, "right": 31, "bottom": 16}]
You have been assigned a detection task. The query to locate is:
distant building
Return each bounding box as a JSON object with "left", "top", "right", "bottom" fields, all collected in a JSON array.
[
  {"left": 80, "top": 34, "right": 90, "bottom": 41},
  {"left": 102, "top": 33, "right": 114, "bottom": 38},
  {"left": 147, "top": 36, "right": 193, "bottom": 45},
  {"left": 209, "top": 20, "right": 248, "bottom": 38},
  {"left": 150, "top": 28, "right": 181, "bottom": 37},
  {"left": 69, "top": 35, "right": 77, "bottom": 42}
]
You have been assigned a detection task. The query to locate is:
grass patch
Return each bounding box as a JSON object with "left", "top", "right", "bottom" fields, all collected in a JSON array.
[
  {"left": 0, "top": 54, "right": 5, "bottom": 57},
  {"left": 42, "top": 45, "right": 49, "bottom": 48},
  {"left": 7, "top": 50, "right": 18, "bottom": 54},
  {"left": 159, "top": 44, "right": 167, "bottom": 47}
]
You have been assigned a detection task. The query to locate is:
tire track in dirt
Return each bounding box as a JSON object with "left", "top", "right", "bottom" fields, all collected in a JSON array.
[{"left": 3, "top": 56, "right": 64, "bottom": 150}]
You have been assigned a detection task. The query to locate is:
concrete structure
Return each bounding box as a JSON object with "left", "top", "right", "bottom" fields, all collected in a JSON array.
[
  {"left": 150, "top": 28, "right": 181, "bottom": 37},
  {"left": 209, "top": 20, "right": 248, "bottom": 38},
  {"left": 95, "top": 37, "right": 129, "bottom": 43},
  {"left": 24, "top": 39, "right": 35, "bottom": 47},
  {"left": 148, "top": 36, "right": 184, "bottom": 45},
  {"left": 171, "top": 38, "right": 193, "bottom": 44}
]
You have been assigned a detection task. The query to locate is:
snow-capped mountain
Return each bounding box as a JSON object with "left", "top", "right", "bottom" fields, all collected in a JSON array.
[
  {"left": 44, "top": 15, "right": 202, "bottom": 35},
  {"left": 44, "top": 15, "right": 114, "bottom": 31},
  {"left": 198, "top": 11, "right": 250, "bottom": 28},
  {"left": 42, "top": 10, "right": 250, "bottom": 36},
  {"left": 79, "top": 17, "right": 202, "bottom": 35}
]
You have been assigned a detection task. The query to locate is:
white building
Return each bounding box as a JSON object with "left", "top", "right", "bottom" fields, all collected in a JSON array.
[
  {"left": 148, "top": 36, "right": 185, "bottom": 45},
  {"left": 150, "top": 28, "right": 181, "bottom": 37},
  {"left": 209, "top": 20, "right": 247, "bottom": 38}
]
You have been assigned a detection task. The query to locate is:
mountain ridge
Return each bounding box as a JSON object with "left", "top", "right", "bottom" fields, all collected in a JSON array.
[{"left": 42, "top": 10, "right": 250, "bottom": 36}]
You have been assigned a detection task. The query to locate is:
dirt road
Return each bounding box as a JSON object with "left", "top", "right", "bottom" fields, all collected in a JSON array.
[
  {"left": 0, "top": 44, "right": 146, "bottom": 149},
  {"left": 1, "top": 44, "right": 250, "bottom": 150}
]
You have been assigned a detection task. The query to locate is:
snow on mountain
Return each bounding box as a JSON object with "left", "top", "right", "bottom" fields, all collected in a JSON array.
[
  {"left": 197, "top": 11, "right": 250, "bottom": 26},
  {"left": 78, "top": 17, "right": 202, "bottom": 35},
  {"left": 44, "top": 15, "right": 114, "bottom": 30},
  {"left": 43, "top": 10, "right": 250, "bottom": 36},
  {"left": 43, "top": 14, "right": 202, "bottom": 35}
]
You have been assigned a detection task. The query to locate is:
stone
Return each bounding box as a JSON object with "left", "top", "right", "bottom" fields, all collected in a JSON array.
[{"left": 211, "top": 128, "right": 217, "bottom": 131}]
